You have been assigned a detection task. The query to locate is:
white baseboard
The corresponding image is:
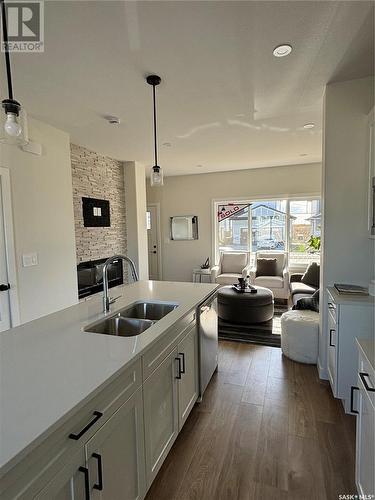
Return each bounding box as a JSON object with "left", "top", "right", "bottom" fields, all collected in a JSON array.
[{"left": 317, "top": 358, "right": 329, "bottom": 380}]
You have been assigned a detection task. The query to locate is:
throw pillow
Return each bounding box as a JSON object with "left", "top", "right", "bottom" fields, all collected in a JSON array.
[
  {"left": 301, "top": 262, "right": 320, "bottom": 288},
  {"left": 293, "top": 289, "right": 320, "bottom": 312},
  {"left": 256, "top": 258, "right": 277, "bottom": 277}
]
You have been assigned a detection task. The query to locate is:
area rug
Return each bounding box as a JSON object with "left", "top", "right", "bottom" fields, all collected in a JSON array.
[{"left": 218, "top": 303, "right": 288, "bottom": 347}]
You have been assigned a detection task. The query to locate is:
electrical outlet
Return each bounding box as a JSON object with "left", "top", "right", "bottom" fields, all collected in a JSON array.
[{"left": 22, "top": 253, "right": 38, "bottom": 267}]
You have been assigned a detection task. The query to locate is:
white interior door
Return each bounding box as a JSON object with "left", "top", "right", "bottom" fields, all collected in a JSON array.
[
  {"left": 147, "top": 205, "right": 160, "bottom": 280},
  {"left": 0, "top": 179, "right": 11, "bottom": 332}
]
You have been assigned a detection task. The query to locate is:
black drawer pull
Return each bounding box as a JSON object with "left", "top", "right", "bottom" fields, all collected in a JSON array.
[
  {"left": 359, "top": 372, "right": 375, "bottom": 393},
  {"left": 179, "top": 352, "right": 186, "bottom": 374},
  {"left": 350, "top": 386, "right": 359, "bottom": 414},
  {"left": 329, "top": 329, "right": 335, "bottom": 347},
  {"left": 92, "top": 452, "right": 104, "bottom": 491},
  {"left": 69, "top": 411, "right": 103, "bottom": 440},
  {"left": 79, "top": 466, "right": 90, "bottom": 500},
  {"left": 0, "top": 283, "right": 10, "bottom": 292},
  {"left": 175, "top": 357, "right": 182, "bottom": 379}
]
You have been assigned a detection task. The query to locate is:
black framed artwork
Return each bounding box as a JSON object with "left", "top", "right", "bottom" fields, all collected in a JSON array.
[{"left": 82, "top": 197, "right": 111, "bottom": 227}]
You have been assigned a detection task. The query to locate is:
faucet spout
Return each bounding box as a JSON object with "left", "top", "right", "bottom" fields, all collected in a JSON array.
[{"left": 103, "top": 255, "right": 139, "bottom": 313}]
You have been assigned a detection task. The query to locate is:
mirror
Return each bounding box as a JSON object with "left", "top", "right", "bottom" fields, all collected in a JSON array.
[{"left": 170, "top": 216, "right": 198, "bottom": 240}]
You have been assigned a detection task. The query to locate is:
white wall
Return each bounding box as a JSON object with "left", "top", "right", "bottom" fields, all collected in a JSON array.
[
  {"left": 147, "top": 163, "right": 322, "bottom": 282},
  {"left": 319, "top": 76, "right": 374, "bottom": 377},
  {"left": 124, "top": 161, "right": 149, "bottom": 280},
  {"left": 0, "top": 118, "right": 78, "bottom": 324}
]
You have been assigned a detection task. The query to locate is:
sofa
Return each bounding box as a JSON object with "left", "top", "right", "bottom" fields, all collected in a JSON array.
[
  {"left": 249, "top": 251, "right": 289, "bottom": 300},
  {"left": 211, "top": 252, "right": 251, "bottom": 286},
  {"left": 290, "top": 273, "right": 319, "bottom": 306}
]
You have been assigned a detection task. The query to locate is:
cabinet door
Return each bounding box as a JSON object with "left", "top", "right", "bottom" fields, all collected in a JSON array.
[
  {"left": 85, "top": 388, "right": 146, "bottom": 500},
  {"left": 178, "top": 325, "right": 198, "bottom": 429},
  {"left": 143, "top": 347, "right": 179, "bottom": 487},
  {"left": 327, "top": 309, "right": 338, "bottom": 396},
  {"left": 35, "top": 449, "right": 86, "bottom": 500},
  {"left": 356, "top": 384, "right": 375, "bottom": 496}
]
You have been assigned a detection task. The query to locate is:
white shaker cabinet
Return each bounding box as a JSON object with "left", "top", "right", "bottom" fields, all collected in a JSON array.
[
  {"left": 355, "top": 340, "right": 375, "bottom": 497},
  {"left": 143, "top": 347, "right": 179, "bottom": 487}
]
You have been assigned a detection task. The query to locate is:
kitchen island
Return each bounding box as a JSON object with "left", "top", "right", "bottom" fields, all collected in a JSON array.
[{"left": 0, "top": 280, "right": 218, "bottom": 499}]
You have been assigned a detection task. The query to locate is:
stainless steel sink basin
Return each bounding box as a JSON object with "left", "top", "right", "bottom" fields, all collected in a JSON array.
[
  {"left": 118, "top": 301, "right": 178, "bottom": 321},
  {"left": 84, "top": 301, "right": 178, "bottom": 337},
  {"left": 84, "top": 316, "right": 154, "bottom": 337}
]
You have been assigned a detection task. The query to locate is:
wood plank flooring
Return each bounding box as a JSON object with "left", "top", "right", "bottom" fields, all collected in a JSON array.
[{"left": 146, "top": 340, "right": 357, "bottom": 500}]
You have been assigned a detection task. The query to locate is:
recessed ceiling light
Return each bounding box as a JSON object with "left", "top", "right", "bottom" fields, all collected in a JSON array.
[
  {"left": 162, "top": 142, "right": 172, "bottom": 147},
  {"left": 299, "top": 153, "right": 308, "bottom": 157},
  {"left": 196, "top": 164, "right": 203, "bottom": 168},
  {"left": 104, "top": 115, "right": 121, "bottom": 125},
  {"left": 273, "top": 44, "right": 292, "bottom": 58},
  {"left": 303, "top": 123, "right": 315, "bottom": 129}
]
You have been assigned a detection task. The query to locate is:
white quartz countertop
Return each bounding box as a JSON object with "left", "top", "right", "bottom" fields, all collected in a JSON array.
[
  {"left": 0, "top": 280, "right": 218, "bottom": 476},
  {"left": 357, "top": 339, "right": 375, "bottom": 371},
  {"left": 327, "top": 286, "right": 375, "bottom": 306}
]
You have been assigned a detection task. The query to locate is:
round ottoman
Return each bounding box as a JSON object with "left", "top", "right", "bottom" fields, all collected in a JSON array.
[
  {"left": 280, "top": 310, "right": 319, "bottom": 364},
  {"left": 217, "top": 286, "right": 274, "bottom": 324}
]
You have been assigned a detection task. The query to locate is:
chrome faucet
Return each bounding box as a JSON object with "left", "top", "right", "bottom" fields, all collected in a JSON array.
[{"left": 103, "top": 255, "right": 139, "bottom": 313}]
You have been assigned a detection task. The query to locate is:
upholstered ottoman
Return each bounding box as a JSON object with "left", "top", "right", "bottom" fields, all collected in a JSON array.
[
  {"left": 280, "top": 310, "right": 319, "bottom": 363},
  {"left": 217, "top": 286, "right": 274, "bottom": 324}
]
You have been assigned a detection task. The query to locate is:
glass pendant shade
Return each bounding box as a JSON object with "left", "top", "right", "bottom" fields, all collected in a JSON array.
[
  {"left": 0, "top": 99, "right": 28, "bottom": 146},
  {"left": 150, "top": 165, "right": 164, "bottom": 187}
]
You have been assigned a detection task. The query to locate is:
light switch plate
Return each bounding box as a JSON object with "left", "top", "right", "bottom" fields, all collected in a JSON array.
[{"left": 22, "top": 253, "right": 38, "bottom": 267}]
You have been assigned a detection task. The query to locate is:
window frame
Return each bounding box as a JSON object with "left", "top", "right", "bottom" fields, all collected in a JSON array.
[{"left": 212, "top": 194, "right": 321, "bottom": 268}]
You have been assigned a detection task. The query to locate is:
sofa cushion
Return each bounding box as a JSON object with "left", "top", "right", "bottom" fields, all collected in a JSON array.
[
  {"left": 301, "top": 262, "right": 320, "bottom": 288},
  {"left": 221, "top": 253, "right": 247, "bottom": 274},
  {"left": 254, "top": 275, "right": 284, "bottom": 289},
  {"left": 293, "top": 289, "right": 320, "bottom": 313},
  {"left": 217, "top": 273, "right": 242, "bottom": 285},
  {"left": 290, "top": 281, "right": 316, "bottom": 297},
  {"left": 256, "top": 258, "right": 277, "bottom": 277}
]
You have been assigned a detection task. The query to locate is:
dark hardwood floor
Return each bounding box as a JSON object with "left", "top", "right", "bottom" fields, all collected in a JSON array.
[{"left": 146, "top": 340, "right": 357, "bottom": 500}]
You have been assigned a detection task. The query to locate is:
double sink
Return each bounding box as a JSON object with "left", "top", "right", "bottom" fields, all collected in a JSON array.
[{"left": 84, "top": 301, "right": 178, "bottom": 337}]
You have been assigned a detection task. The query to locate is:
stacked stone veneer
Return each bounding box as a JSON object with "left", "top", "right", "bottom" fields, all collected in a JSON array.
[{"left": 71, "top": 144, "right": 127, "bottom": 264}]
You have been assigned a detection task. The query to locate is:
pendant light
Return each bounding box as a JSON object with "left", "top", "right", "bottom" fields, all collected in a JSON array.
[
  {"left": 146, "top": 74, "right": 163, "bottom": 187},
  {"left": 0, "top": 0, "right": 28, "bottom": 146}
]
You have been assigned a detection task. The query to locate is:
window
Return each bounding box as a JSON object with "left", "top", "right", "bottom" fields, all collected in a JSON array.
[{"left": 215, "top": 198, "right": 320, "bottom": 267}]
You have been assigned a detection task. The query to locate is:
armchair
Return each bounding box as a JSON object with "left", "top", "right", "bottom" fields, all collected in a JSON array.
[
  {"left": 249, "top": 251, "right": 289, "bottom": 300},
  {"left": 211, "top": 252, "right": 251, "bottom": 286}
]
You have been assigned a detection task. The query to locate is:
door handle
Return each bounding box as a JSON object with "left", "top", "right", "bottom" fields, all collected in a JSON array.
[
  {"left": 0, "top": 283, "right": 10, "bottom": 292},
  {"left": 329, "top": 329, "right": 335, "bottom": 347},
  {"left": 92, "top": 453, "right": 104, "bottom": 491},
  {"left": 175, "top": 357, "right": 182, "bottom": 379},
  {"left": 179, "top": 352, "right": 186, "bottom": 374},
  {"left": 359, "top": 372, "right": 375, "bottom": 393},
  {"left": 350, "top": 386, "right": 359, "bottom": 414},
  {"left": 79, "top": 466, "right": 90, "bottom": 500}
]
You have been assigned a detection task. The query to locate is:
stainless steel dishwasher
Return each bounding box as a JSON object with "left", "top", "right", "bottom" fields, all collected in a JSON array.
[{"left": 197, "top": 293, "right": 218, "bottom": 399}]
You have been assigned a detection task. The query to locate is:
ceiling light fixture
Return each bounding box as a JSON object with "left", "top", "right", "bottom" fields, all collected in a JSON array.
[
  {"left": 146, "top": 74, "right": 163, "bottom": 187},
  {"left": 303, "top": 123, "right": 315, "bottom": 129},
  {"left": 105, "top": 115, "right": 121, "bottom": 125},
  {"left": 273, "top": 44, "right": 292, "bottom": 58},
  {"left": 0, "top": 0, "right": 28, "bottom": 146}
]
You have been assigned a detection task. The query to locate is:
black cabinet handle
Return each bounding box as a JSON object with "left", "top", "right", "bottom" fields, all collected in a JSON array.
[
  {"left": 92, "top": 453, "right": 104, "bottom": 491},
  {"left": 0, "top": 283, "right": 10, "bottom": 292},
  {"left": 69, "top": 411, "right": 103, "bottom": 440},
  {"left": 179, "top": 352, "right": 186, "bottom": 374},
  {"left": 359, "top": 372, "right": 375, "bottom": 393},
  {"left": 329, "top": 329, "right": 335, "bottom": 347},
  {"left": 350, "top": 386, "right": 359, "bottom": 414},
  {"left": 79, "top": 466, "right": 90, "bottom": 500},
  {"left": 175, "top": 357, "right": 182, "bottom": 379}
]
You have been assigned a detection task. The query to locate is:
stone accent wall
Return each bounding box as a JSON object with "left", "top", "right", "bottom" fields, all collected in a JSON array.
[{"left": 71, "top": 144, "right": 127, "bottom": 264}]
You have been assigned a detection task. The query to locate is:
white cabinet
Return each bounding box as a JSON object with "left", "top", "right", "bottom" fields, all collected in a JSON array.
[
  {"left": 143, "top": 324, "right": 199, "bottom": 486},
  {"left": 177, "top": 325, "right": 199, "bottom": 429},
  {"left": 143, "top": 347, "right": 179, "bottom": 486},
  {"left": 36, "top": 449, "right": 86, "bottom": 500},
  {"left": 85, "top": 388, "right": 146, "bottom": 500},
  {"left": 355, "top": 341, "right": 375, "bottom": 497},
  {"left": 326, "top": 287, "right": 374, "bottom": 413}
]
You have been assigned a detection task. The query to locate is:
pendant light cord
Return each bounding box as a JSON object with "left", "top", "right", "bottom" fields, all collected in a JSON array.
[
  {"left": 152, "top": 83, "right": 158, "bottom": 167},
  {"left": 1, "top": 0, "right": 14, "bottom": 100}
]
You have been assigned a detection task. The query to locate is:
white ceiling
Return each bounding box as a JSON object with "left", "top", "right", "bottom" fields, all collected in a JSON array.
[{"left": 9, "top": 0, "right": 375, "bottom": 176}]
